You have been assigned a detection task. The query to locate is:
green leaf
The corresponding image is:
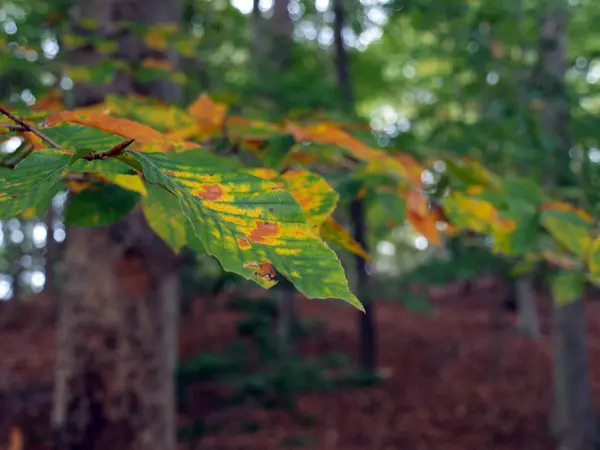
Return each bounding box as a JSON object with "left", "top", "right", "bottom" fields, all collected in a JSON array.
[
  {"left": 41, "top": 123, "right": 124, "bottom": 150},
  {"left": 503, "top": 175, "right": 543, "bottom": 206},
  {"left": 65, "top": 183, "right": 140, "bottom": 226},
  {"left": 503, "top": 208, "right": 540, "bottom": 255},
  {"left": 0, "top": 151, "right": 70, "bottom": 218},
  {"left": 587, "top": 236, "right": 600, "bottom": 285},
  {"left": 142, "top": 183, "right": 188, "bottom": 253},
  {"left": 541, "top": 209, "right": 592, "bottom": 259},
  {"left": 131, "top": 150, "right": 361, "bottom": 309},
  {"left": 264, "top": 134, "right": 295, "bottom": 170},
  {"left": 551, "top": 271, "right": 584, "bottom": 306}
]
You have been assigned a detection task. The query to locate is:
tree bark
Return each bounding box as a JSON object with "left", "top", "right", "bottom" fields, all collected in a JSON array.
[
  {"left": 515, "top": 275, "right": 541, "bottom": 338},
  {"left": 332, "top": 0, "right": 376, "bottom": 373},
  {"left": 52, "top": 0, "right": 182, "bottom": 448},
  {"left": 535, "top": 1, "right": 599, "bottom": 447},
  {"left": 551, "top": 300, "right": 598, "bottom": 449}
]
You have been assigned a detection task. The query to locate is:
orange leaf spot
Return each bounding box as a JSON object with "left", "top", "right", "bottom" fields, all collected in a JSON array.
[
  {"left": 249, "top": 221, "right": 280, "bottom": 243},
  {"left": 243, "top": 261, "right": 276, "bottom": 281},
  {"left": 195, "top": 184, "right": 223, "bottom": 200},
  {"left": 238, "top": 236, "right": 251, "bottom": 249}
]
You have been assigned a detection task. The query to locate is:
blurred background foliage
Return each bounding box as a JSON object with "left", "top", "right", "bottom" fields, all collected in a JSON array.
[{"left": 1, "top": 0, "right": 600, "bottom": 299}]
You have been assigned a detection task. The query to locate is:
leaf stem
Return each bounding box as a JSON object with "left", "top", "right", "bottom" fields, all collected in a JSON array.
[
  {"left": 82, "top": 138, "right": 135, "bottom": 161},
  {"left": 0, "top": 106, "right": 64, "bottom": 150}
]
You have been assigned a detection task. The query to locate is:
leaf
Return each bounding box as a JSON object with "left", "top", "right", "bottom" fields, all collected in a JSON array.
[
  {"left": 288, "top": 122, "right": 410, "bottom": 176},
  {"left": 100, "top": 174, "right": 148, "bottom": 196},
  {"left": 44, "top": 111, "right": 195, "bottom": 152},
  {"left": 503, "top": 175, "right": 543, "bottom": 206},
  {"left": 280, "top": 170, "right": 339, "bottom": 233},
  {"left": 264, "top": 134, "right": 296, "bottom": 170},
  {"left": 551, "top": 271, "right": 584, "bottom": 306},
  {"left": 587, "top": 236, "right": 600, "bottom": 285},
  {"left": 407, "top": 209, "right": 440, "bottom": 246},
  {"left": 187, "top": 94, "right": 227, "bottom": 134},
  {"left": 65, "top": 183, "right": 140, "bottom": 226},
  {"left": 541, "top": 209, "right": 592, "bottom": 259},
  {"left": 142, "top": 183, "right": 187, "bottom": 253},
  {"left": 320, "top": 217, "right": 371, "bottom": 260},
  {"left": 542, "top": 201, "right": 592, "bottom": 223},
  {"left": 131, "top": 151, "right": 361, "bottom": 308},
  {"left": 495, "top": 208, "right": 540, "bottom": 256},
  {"left": 104, "top": 95, "right": 196, "bottom": 133},
  {"left": 247, "top": 168, "right": 340, "bottom": 235},
  {"left": 442, "top": 192, "right": 499, "bottom": 234},
  {"left": 37, "top": 123, "right": 124, "bottom": 151},
  {"left": 0, "top": 151, "right": 70, "bottom": 218},
  {"left": 444, "top": 158, "right": 502, "bottom": 191}
]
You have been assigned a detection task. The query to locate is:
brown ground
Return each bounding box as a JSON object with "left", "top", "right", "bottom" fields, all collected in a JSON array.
[{"left": 2, "top": 278, "right": 600, "bottom": 449}]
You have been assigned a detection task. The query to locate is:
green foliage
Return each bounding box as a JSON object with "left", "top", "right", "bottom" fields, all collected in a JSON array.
[
  {"left": 551, "top": 271, "right": 585, "bottom": 306},
  {"left": 65, "top": 183, "right": 139, "bottom": 226}
]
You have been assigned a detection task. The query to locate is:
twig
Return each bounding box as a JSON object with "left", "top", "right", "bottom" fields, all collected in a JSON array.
[
  {"left": 0, "top": 105, "right": 64, "bottom": 150},
  {"left": 0, "top": 123, "right": 27, "bottom": 132},
  {"left": 0, "top": 143, "right": 35, "bottom": 169},
  {"left": 82, "top": 138, "right": 135, "bottom": 161}
]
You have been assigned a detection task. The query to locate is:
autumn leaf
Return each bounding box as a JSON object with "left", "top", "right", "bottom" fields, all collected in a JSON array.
[
  {"left": 130, "top": 150, "right": 361, "bottom": 308},
  {"left": 407, "top": 209, "right": 441, "bottom": 246},
  {"left": 542, "top": 201, "right": 592, "bottom": 223},
  {"left": 320, "top": 217, "right": 371, "bottom": 260},
  {"left": 104, "top": 95, "right": 197, "bottom": 133},
  {"left": 142, "top": 183, "right": 187, "bottom": 253},
  {"left": 44, "top": 110, "right": 196, "bottom": 152},
  {"left": 587, "top": 236, "right": 600, "bottom": 285},
  {"left": 187, "top": 94, "right": 228, "bottom": 137},
  {"left": 541, "top": 209, "right": 592, "bottom": 259}
]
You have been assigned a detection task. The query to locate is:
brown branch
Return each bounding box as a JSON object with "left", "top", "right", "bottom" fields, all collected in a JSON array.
[
  {"left": 82, "top": 138, "right": 135, "bottom": 161},
  {"left": 0, "top": 123, "right": 27, "bottom": 132},
  {"left": 0, "top": 105, "right": 64, "bottom": 150},
  {"left": 0, "top": 143, "right": 35, "bottom": 170}
]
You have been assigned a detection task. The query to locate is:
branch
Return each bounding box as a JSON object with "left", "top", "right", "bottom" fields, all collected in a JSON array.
[
  {"left": 0, "top": 123, "right": 27, "bottom": 132},
  {"left": 0, "top": 143, "right": 35, "bottom": 169},
  {"left": 0, "top": 105, "right": 64, "bottom": 150},
  {"left": 82, "top": 138, "right": 135, "bottom": 161}
]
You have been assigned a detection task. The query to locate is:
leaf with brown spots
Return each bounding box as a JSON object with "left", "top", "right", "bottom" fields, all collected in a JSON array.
[{"left": 132, "top": 150, "right": 362, "bottom": 309}]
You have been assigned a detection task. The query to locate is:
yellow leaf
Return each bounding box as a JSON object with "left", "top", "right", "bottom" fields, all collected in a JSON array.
[
  {"left": 407, "top": 209, "right": 441, "bottom": 246},
  {"left": 320, "top": 217, "right": 371, "bottom": 260},
  {"left": 187, "top": 94, "right": 227, "bottom": 136},
  {"left": 100, "top": 174, "right": 148, "bottom": 196},
  {"left": 587, "top": 236, "right": 600, "bottom": 284}
]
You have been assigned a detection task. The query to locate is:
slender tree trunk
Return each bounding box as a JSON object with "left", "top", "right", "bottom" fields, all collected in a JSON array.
[
  {"left": 44, "top": 206, "right": 58, "bottom": 295},
  {"left": 52, "top": 0, "right": 182, "bottom": 448},
  {"left": 332, "top": 0, "right": 376, "bottom": 373},
  {"left": 552, "top": 300, "right": 598, "bottom": 449},
  {"left": 515, "top": 275, "right": 541, "bottom": 338},
  {"left": 535, "top": 1, "right": 599, "bottom": 448},
  {"left": 250, "top": 0, "right": 265, "bottom": 86},
  {"left": 271, "top": 0, "right": 293, "bottom": 71}
]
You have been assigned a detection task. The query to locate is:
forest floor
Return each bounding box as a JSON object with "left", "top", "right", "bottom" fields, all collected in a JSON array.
[{"left": 3, "top": 277, "right": 600, "bottom": 449}]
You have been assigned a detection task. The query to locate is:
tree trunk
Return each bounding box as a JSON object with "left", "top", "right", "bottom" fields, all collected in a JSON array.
[
  {"left": 270, "top": 0, "right": 293, "bottom": 71},
  {"left": 515, "top": 275, "right": 541, "bottom": 338},
  {"left": 52, "top": 0, "right": 182, "bottom": 448},
  {"left": 535, "top": 1, "right": 599, "bottom": 447},
  {"left": 332, "top": 0, "right": 376, "bottom": 373},
  {"left": 44, "top": 206, "right": 59, "bottom": 295},
  {"left": 551, "top": 299, "right": 598, "bottom": 449},
  {"left": 53, "top": 211, "right": 179, "bottom": 450}
]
